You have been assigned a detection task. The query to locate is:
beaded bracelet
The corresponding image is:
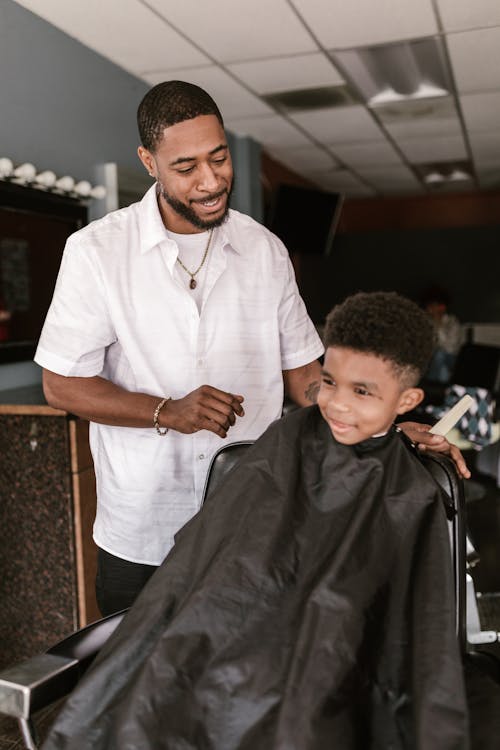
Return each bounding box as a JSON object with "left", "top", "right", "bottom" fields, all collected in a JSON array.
[{"left": 153, "top": 397, "right": 171, "bottom": 436}]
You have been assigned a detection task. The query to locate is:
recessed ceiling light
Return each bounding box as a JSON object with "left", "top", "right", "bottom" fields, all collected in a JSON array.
[{"left": 331, "top": 37, "right": 452, "bottom": 108}]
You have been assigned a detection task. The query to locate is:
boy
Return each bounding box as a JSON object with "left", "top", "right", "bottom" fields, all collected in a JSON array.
[{"left": 43, "top": 292, "right": 468, "bottom": 750}]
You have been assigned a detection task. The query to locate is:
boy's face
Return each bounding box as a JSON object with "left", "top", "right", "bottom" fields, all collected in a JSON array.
[{"left": 318, "top": 346, "right": 423, "bottom": 445}]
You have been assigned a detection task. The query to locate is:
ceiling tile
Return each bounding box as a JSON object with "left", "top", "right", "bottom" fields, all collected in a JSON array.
[
  {"left": 460, "top": 91, "right": 500, "bottom": 131},
  {"left": 225, "top": 114, "right": 312, "bottom": 148},
  {"left": 14, "top": 0, "right": 208, "bottom": 71},
  {"left": 291, "top": 0, "right": 437, "bottom": 49},
  {"left": 437, "top": 0, "right": 500, "bottom": 31},
  {"left": 356, "top": 165, "right": 421, "bottom": 187},
  {"left": 143, "top": 67, "right": 273, "bottom": 119},
  {"left": 309, "top": 169, "right": 373, "bottom": 194},
  {"left": 477, "top": 166, "right": 500, "bottom": 190},
  {"left": 227, "top": 53, "right": 343, "bottom": 95},
  {"left": 383, "top": 111, "right": 462, "bottom": 140},
  {"left": 290, "top": 106, "right": 384, "bottom": 143},
  {"left": 146, "top": 0, "right": 316, "bottom": 62},
  {"left": 427, "top": 180, "right": 476, "bottom": 194},
  {"left": 468, "top": 132, "right": 500, "bottom": 165},
  {"left": 447, "top": 28, "right": 500, "bottom": 93},
  {"left": 267, "top": 145, "right": 339, "bottom": 172},
  {"left": 395, "top": 135, "right": 468, "bottom": 163},
  {"left": 328, "top": 141, "right": 403, "bottom": 168}
]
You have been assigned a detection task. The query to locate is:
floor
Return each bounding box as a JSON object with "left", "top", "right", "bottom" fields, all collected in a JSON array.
[{"left": 1, "top": 452, "right": 499, "bottom": 749}]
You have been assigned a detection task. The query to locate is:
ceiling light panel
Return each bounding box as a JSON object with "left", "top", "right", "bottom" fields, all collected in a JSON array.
[
  {"left": 14, "top": 0, "right": 208, "bottom": 72},
  {"left": 332, "top": 37, "right": 452, "bottom": 107},
  {"left": 329, "top": 141, "right": 403, "bottom": 168},
  {"left": 437, "top": 0, "right": 500, "bottom": 32},
  {"left": 146, "top": 0, "right": 316, "bottom": 62},
  {"left": 225, "top": 115, "right": 312, "bottom": 148},
  {"left": 143, "top": 66, "right": 272, "bottom": 119},
  {"left": 291, "top": 0, "right": 437, "bottom": 48},
  {"left": 447, "top": 28, "right": 500, "bottom": 94},
  {"left": 290, "top": 106, "right": 384, "bottom": 143},
  {"left": 227, "top": 53, "right": 343, "bottom": 95},
  {"left": 460, "top": 92, "right": 500, "bottom": 132},
  {"left": 395, "top": 135, "right": 468, "bottom": 163}
]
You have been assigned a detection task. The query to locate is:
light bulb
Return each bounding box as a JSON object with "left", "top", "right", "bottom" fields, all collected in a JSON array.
[
  {"left": 448, "top": 169, "right": 470, "bottom": 182},
  {"left": 90, "top": 184, "right": 106, "bottom": 200},
  {"left": 74, "top": 180, "right": 92, "bottom": 197},
  {"left": 423, "top": 171, "right": 445, "bottom": 184},
  {"left": 35, "top": 170, "right": 57, "bottom": 188},
  {"left": 13, "top": 162, "right": 36, "bottom": 182},
  {"left": 0, "top": 157, "right": 14, "bottom": 178},
  {"left": 55, "top": 175, "right": 75, "bottom": 192}
]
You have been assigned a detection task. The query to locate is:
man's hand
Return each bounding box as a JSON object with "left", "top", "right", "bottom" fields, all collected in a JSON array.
[
  {"left": 164, "top": 385, "right": 245, "bottom": 438},
  {"left": 398, "top": 421, "right": 471, "bottom": 479}
]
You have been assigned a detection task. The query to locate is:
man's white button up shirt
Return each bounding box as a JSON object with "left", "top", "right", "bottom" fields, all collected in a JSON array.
[{"left": 35, "top": 186, "right": 324, "bottom": 564}]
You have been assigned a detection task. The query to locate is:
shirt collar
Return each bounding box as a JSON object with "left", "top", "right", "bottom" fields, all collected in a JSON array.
[
  {"left": 138, "top": 184, "right": 169, "bottom": 255},
  {"left": 138, "top": 186, "right": 240, "bottom": 256}
]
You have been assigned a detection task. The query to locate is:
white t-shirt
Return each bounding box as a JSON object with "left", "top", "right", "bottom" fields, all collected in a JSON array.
[{"left": 35, "top": 185, "right": 324, "bottom": 564}]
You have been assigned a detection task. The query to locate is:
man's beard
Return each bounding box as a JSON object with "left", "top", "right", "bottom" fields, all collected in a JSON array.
[{"left": 158, "top": 182, "right": 232, "bottom": 231}]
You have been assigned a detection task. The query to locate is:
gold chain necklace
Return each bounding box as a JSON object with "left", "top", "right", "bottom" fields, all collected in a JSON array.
[{"left": 176, "top": 229, "right": 213, "bottom": 290}]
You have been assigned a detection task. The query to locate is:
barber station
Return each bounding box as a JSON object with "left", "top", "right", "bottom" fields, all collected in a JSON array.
[{"left": 3, "top": 1, "right": 500, "bottom": 748}]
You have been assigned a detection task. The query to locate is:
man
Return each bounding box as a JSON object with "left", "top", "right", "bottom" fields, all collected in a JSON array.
[{"left": 35, "top": 81, "right": 467, "bottom": 615}]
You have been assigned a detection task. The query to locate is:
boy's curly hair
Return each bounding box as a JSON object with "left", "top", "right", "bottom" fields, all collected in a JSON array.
[
  {"left": 324, "top": 291, "right": 436, "bottom": 386},
  {"left": 137, "top": 80, "right": 224, "bottom": 153}
]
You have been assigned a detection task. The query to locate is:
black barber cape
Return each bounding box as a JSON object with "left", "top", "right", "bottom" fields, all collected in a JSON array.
[{"left": 43, "top": 406, "right": 468, "bottom": 750}]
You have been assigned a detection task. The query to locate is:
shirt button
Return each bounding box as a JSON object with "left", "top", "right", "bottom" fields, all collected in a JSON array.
[
  {"left": 197, "top": 358, "right": 204, "bottom": 366},
  {"left": 198, "top": 454, "right": 205, "bottom": 460}
]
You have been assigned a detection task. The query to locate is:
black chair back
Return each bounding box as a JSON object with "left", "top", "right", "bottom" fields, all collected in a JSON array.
[
  {"left": 419, "top": 452, "right": 467, "bottom": 653},
  {"left": 201, "top": 440, "right": 254, "bottom": 505}
]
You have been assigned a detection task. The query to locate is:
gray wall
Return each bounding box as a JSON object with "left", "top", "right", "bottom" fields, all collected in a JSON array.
[{"left": 0, "top": 1, "right": 150, "bottom": 181}]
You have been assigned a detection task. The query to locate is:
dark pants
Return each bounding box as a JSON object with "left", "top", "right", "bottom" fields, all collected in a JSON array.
[{"left": 95, "top": 547, "right": 158, "bottom": 617}]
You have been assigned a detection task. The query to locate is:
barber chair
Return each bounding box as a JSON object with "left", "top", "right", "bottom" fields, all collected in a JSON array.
[{"left": 0, "top": 441, "right": 498, "bottom": 749}]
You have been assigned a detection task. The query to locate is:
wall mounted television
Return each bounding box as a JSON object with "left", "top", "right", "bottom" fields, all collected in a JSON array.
[{"left": 267, "top": 183, "right": 344, "bottom": 257}]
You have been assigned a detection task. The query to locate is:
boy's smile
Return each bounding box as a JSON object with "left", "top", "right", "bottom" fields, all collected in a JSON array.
[{"left": 318, "top": 346, "right": 423, "bottom": 445}]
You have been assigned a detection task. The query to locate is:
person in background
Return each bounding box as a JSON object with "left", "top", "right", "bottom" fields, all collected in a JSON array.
[
  {"left": 34, "top": 82, "right": 469, "bottom": 617},
  {"left": 421, "top": 285, "right": 463, "bottom": 384}
]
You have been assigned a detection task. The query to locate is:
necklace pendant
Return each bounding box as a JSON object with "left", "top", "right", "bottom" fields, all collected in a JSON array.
[{"left": 189, "top": 278, "right": 197, "bottom": 290}]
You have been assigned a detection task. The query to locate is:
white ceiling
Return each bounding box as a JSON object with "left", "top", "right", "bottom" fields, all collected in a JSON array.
[{"left": 14, "top": 0, "right": 500, "bottom": 198}]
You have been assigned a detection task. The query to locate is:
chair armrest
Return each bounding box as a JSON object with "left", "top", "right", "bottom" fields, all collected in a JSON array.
[
  {"left": 0, "top": 653, "right": 78, "bottom": 719},
  {"left": 0, "top": 610, "right": 127, "bottom": 721}
]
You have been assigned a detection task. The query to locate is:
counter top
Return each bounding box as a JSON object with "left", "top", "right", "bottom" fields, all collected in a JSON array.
[{"left": 0, "top": 385, "right": 66, "bottom": 415}]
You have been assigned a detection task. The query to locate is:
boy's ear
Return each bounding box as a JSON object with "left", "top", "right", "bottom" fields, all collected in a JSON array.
[{"left": 396, "top": 387, "right": 424, "bottom": 416}]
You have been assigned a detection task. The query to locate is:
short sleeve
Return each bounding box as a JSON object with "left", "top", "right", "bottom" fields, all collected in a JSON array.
[
  {"left": 278, "top": 251, "right": 324, "bottom": 371},
  {"left": 34, "top": 234, "right": 116, "bottom": 377}
]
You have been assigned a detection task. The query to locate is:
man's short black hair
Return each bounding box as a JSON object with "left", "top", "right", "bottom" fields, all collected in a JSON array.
[
  {"left": 137, "top": 80, "right": 224, "bottom": 152},
  {"left": 324, "top": 291, "right": 436, "bottom": 386}
]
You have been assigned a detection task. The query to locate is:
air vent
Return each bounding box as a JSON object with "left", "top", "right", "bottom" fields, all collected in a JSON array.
[{"left": 262, "top": 85, "right": 358, "bottom": 113}]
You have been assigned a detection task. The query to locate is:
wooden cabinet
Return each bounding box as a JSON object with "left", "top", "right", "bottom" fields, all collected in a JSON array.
[{"left": 0, "top": 389, "right": 99, "bottom": 669}]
